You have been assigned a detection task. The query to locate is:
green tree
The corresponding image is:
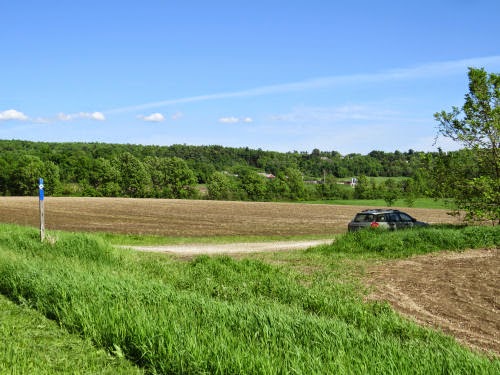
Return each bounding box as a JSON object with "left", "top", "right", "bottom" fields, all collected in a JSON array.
[
  {"left": 315, "top": 175, "right": 353, "bottom": 200},
  {"left": 144, "top": 156, "right": 198, "bottom": 199},
  {"left": 42, "top": 161, "right": 61, "bottom": 195},
  {"left": 162, "top": 157, "right": 198, "bottom": 199},
  {"left": 235, "top": 167, "right": 267, "bottom": 201},
  {"left": 353, "top": 176, "right": 383, "bottom": 200},
  {"left": 434, "top": 67, "right": 499, "bottom": 223},
  {"left": 266, "top": 171, "right": 290, "bottom": 201},
  {"left": 354, "top": 175, "right": 370, "bottom": 199},
  {"left": 12, "top": 155, "right": 45, "bottom": 195},
  {"left": 0, "top": 157, "right": 12, "bottom": 195},
  {"left": 207, "top": 171, "right": 233, "bottom": 200},
  {"left": 284, "top": 167, "right": 306, "bottom": 200},
  {"left": 143, "top": 156, "right": 168, "bottom": 197},
  {"left": 114, "top": 152, "right": 151, "bottom": 197},
  {"left": 89, "top": 158, "right": 121, "bottom": 197},
  {"left": 382, "top": 179, "right": 400, "bottom": 207},
  {"left": 401, "top": 178, "right": 417, "bottom": 207},
  {"left": 9, "top": 156, "right": 60, "bottom": 196}
]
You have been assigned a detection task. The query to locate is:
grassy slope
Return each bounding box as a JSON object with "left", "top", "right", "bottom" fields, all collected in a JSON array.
[
  {"left": 0, "top": 223, "right": 498, "bottom": 374},
  {"left": 0, "top": 294, "right": 141, "bottom": 374}
]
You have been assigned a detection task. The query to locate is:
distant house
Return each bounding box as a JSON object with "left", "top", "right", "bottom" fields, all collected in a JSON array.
[
  {"left": 339, "top": 178, "right": 357, "bottom": 187},
  {"left": 258, "top": 173, "right": 275, "bottom": 179}
]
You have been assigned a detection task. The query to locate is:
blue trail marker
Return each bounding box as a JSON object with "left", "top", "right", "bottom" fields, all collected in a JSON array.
[
  {"left": 39, "top": 178, "right": 44, "bottom": 201},
  {"left": 39, "top": 178, "right": 45, "bottom": 241}
]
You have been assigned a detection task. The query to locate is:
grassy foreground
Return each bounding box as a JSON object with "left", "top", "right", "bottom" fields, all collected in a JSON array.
[{"left": 0, "top": 224, "right": 498, "bottom": 374}]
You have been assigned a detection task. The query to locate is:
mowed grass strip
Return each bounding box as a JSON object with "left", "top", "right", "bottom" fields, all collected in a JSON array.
[{"left": 1, "top": 224, "right": 498, "bottom": 374}]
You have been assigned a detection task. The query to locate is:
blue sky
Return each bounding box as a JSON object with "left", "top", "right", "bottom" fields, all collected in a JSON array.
[{"left": 1, "top": 0, "right": 499, "bottom": 154}]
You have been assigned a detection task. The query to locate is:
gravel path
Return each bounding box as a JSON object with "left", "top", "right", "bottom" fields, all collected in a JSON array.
[{"left": 125, "top": 239, "right": 333, "bottom": 256}]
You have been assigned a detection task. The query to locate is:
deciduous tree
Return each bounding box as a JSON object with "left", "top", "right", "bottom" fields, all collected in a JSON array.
[
  {"left": 207, "top": 171, "right": 233, "bottom": 200},
  {"left": 434, "top": 67, "right": 499, "bottom": 223},
  {"left": 114, "top": 152, "right": 151, "bottom": 197}
]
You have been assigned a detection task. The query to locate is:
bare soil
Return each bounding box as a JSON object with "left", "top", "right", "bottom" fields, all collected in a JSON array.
[
  {"left": 0, "top": 196, "right": 458, "bottom": 237},
  {"left": 366, "top": 248, "right": 499, "bottom": 356}
]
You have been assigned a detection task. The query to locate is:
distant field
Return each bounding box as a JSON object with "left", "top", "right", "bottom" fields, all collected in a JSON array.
[
  {"left": 0, "top": 197, "right": 460, "bottom": 238},
  {"left": 305, "top": 198, "right": 451, "bottom": 209}
]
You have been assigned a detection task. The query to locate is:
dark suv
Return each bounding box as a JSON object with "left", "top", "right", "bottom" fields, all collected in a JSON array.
[{"left": 347, "top": 209, "right": 428, "bottom": 232}]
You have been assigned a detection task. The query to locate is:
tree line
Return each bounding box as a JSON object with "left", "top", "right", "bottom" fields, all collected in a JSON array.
[{"left": 0, "top": 139, "right": 439, "bottom": 200}]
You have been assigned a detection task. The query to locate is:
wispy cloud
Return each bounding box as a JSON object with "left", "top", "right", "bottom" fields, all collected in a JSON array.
[
  {"left": 171, "top": 112, "right": 183, "bottom": 120},
  {"left": 270, "top": 105, "right": 400, "bottom": 123},
  {"left": 104, "top": 56, "right": 500, "bottom": 114},
  {"left": 0, "top": 109, "right": 28, "bottom": 121}
]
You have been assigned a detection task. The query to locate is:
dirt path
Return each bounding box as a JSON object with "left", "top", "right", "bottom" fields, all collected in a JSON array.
[
  {"left": 125, "top": 239, "right": 333, "bottom": 255},
  {"left": 366, "top": 248, "right": 499, "bottom": 356}
]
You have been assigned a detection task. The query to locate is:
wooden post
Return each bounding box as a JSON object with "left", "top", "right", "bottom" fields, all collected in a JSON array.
[{"left": 39, "top": 178, "right": 45, "bottom": 241}]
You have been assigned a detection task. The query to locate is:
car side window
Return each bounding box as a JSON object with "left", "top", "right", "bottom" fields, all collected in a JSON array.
[
  {"left": 376, "top": 215, "right": 386, "bottom": 222},
  {"left": 388, "top": 213, "right": 399, "bottom": 222},
  {"left": 399, "top": 213, "right": 413, "bottom": 222}
]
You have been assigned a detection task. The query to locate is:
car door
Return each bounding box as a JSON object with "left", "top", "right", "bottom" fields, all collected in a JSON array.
[
  {"left": 387, "top": 213, "right": 399, "bottom": 230},
  {"left": 398, "top": 213, "right": 414, "bottom": 229}
]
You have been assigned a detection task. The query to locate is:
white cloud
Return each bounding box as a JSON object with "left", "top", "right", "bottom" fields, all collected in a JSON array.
[
  {"left": 57, "top": 113, "right": 73, "bottom": 121},
  {"left": 219, "top": 116, "right": 253, "bottom": 124},
  {"left": 0, "top": 109, "right": 28, "bottom": 121},
  {"left": 219, "top": 116, "right": 240, "bottom": 124},
  {"left": 58, "top": 111, "right": 106, "bottom": 121},
  {"left": 138, "top": 113, "right": 165, "bottom": 122},
  {"left": 90, "top": 112, "right": 105, "bottom": 121}
]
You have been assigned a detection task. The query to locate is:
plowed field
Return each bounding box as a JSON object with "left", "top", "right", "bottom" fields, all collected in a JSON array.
[
  {"left": 366, "top": 248, "right": 499, "bottom": 356},
  {"left": 0, "top": 196, "right": 458, "bottom": 237}
]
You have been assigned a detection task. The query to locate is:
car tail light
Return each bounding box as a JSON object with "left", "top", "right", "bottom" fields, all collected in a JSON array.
[{"left": 370, "top": 222, "right": 379, "bottom": 228}]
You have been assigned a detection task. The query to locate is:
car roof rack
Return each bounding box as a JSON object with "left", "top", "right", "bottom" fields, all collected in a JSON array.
[{"left": 360, "top": 209, "right": 400, "bottom": 213}]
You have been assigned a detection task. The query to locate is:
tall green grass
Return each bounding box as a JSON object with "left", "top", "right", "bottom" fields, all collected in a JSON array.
[
  {"left": 0, "top": 294, "right": 142, "bottom": 374},
  {"left": 0, "top": 223, "right": 498, "bottom": 374},
  {"left": 310, "top": 225, "right": 499, "bottom": 258}
]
